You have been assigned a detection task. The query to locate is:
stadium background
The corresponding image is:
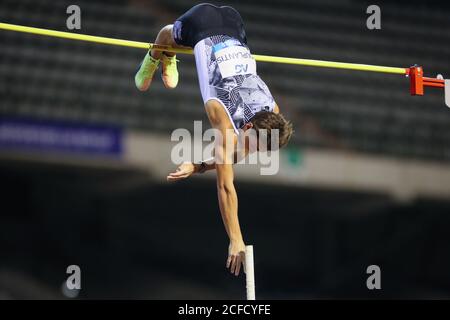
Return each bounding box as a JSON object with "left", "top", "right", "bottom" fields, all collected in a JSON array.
[{"left": 1, "top": 0, "right": 450, "bottom": 299}]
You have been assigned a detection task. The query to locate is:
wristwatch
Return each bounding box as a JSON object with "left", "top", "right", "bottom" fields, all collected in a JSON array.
[{"left": 197, "top": 161, "right": 207, "bottom": 174}]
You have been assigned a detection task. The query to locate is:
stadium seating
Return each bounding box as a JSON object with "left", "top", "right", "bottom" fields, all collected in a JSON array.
[{"left": 1, "top": 0, "right": 450, "bottom": 161}]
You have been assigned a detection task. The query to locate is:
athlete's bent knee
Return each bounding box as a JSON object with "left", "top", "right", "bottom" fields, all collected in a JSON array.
[{"left": 162, "top": 24, "right": 174, "bottom": 39}]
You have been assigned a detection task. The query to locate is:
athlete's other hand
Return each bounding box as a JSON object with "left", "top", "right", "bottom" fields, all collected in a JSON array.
[
  {"left": 227, "top": 240, "right": 246, "bottom": 276},
  {"left": 167, "top": 162, "right": 196, "bottom": 181}
]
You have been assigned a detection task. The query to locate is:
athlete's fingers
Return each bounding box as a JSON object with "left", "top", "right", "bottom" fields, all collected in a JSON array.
[
  {"left": 167, "top": 174, "right": 187, "bottom": 181},
  {"left": 167, "top": 173, "right": 185, "bottom": 180},
  {"left": 168, "top": 170, "right": 184, "bottom": 177},
  {"left": 235, "top": 256, "right": 241, "bottom": 276},
  {"left": 167, "top": 170, "right": 189, "bottom": 179},
  {"left": 226, "top": 255, "right": 232, "bottom": 269},
  {"left": 230, "top": 255, "right": 237, "bottom": 274},
  {"left": 169, "top": 169, "right": 182, "bottom": 176},
  {"left": 227, "top": 256, "right": 232, "bottom": 269},
  {"left": 169, "top": 169, "right": 189, "bottom": 177}
]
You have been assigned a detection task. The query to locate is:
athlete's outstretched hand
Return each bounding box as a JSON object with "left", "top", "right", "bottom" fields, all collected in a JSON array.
[
  {"left": 227, "top": 240, "right": 246, "bottom": 276},
  {"left": 167, "top": 162, "right": 196, "bottom": 181}
]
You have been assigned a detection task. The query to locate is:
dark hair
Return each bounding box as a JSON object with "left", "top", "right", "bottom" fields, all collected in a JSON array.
[{"left": 250, "top": 111, "right": 294, "bottom": 150}]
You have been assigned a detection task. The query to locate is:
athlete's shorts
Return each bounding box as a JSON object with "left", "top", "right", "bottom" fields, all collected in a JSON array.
[{"left": 172, "top": 3, "right": 247, "bottom": 48}]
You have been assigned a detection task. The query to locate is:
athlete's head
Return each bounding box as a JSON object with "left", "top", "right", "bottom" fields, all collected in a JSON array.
[{"left": 243, "top": 111, "right": 293, "bottom": 151}]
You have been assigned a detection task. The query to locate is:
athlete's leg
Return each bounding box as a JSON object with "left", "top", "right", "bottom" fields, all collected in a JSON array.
[
  {"left": 135, "top": 24, "right": 184, "bottom": 91},
  {"left": 150, "top": 24, "right": 177, "bottom": 60}
]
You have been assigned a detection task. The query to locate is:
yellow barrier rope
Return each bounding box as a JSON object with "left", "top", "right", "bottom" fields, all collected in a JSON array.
[{"left": 0, "top": 22, "right": 407, "bottom": 75}]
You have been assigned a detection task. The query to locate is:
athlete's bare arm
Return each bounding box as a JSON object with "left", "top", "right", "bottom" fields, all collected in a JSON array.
[
  {"left": 202, "top": 100, "right": 248, "bottom": 276},
  {"left": 167, "top": 102, "right": 280, "bottom": 180}
]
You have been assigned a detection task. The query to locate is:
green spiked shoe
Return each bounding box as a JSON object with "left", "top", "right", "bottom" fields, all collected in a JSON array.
[
  {"left": 161, "top": 54, "right": 179, "bottom": 89},
  {"left": 135, "top": 52, "right": 160, "bottom": 91}
]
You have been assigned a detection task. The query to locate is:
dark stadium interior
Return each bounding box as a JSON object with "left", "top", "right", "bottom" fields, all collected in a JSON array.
[
  {"left": 1, "top": 0, "right": 450, "bottom": 299},
  {"left": 2, "top": 161, "right": 450, "bottom": 299}
]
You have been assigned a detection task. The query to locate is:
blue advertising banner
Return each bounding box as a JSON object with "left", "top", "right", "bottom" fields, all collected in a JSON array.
[{"left": 0, "top": 117, "right": 123, "bottom": 156}]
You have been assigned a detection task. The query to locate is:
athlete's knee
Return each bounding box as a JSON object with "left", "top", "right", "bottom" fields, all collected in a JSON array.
[
  {"left": 163, "top": 24, "right": 174, "bottom": 32},
  {"left": 159, "top": 24, "right": 174, "bottom": 41}
]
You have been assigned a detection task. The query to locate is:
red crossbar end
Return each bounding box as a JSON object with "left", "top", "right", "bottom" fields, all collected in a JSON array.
[
  {"left": 408, "top": 66, "right": 448, "bottom": 107},
  {"left": 409, "top": 65, "right": 424, "bottom": 96}
]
